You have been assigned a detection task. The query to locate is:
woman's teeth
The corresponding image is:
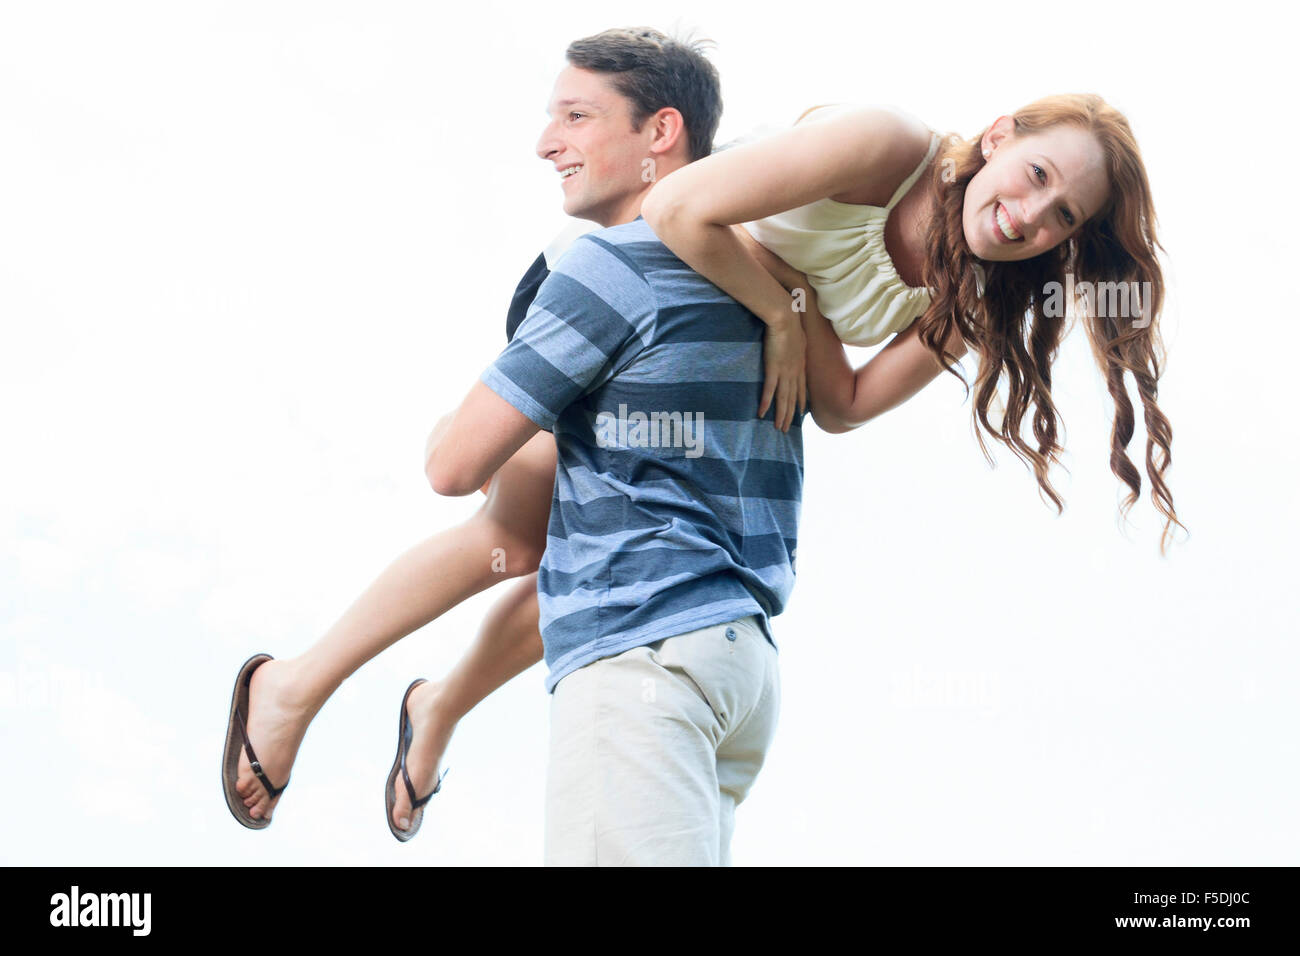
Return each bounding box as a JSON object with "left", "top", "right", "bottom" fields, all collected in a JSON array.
[
  {"left": 561, "top": 165, "right": 583, "bottom": 178},
  {"left": 996, "top": 204, "right": 1022, "bottom": 240}
]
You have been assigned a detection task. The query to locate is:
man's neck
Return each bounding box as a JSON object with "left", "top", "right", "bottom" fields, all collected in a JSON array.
[
  {"left": 599, "top": 191, "right": 649, "bottom": 229},
  {"left": 597, "top": 159, "right": 689, "bottom": 227}
]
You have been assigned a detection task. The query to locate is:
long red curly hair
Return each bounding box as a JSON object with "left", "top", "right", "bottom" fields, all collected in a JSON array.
[{"left": 915, "top": 93, "right": 1185, "bottom": 554}]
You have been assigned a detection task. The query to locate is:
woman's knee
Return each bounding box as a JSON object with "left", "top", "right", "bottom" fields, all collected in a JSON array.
[
  {"left": 493, "top": 538, "right": 545, "bottom": 578},
  {"left": 460, "top": 433, "right": 555, "bottom": 578},
  {"left": 469, "top": 512, "right": 545, "bottom": 578}
]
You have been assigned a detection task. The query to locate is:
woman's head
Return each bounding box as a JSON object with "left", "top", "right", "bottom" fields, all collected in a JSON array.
[
  {"left": 962, "top": 113, "right": 1111, "bottom": 262},
  {"left": 917, "top": 93, "right": 1185, "bottom": 554}
]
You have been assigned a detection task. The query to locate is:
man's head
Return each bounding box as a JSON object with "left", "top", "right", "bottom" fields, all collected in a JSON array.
[{"left": 536, "top": 27, "right": 722, "bottom": 227}]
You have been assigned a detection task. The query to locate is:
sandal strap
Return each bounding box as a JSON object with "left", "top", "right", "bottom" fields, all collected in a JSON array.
[
  {"left": 412, "top": 769, "right": 449, "bottom": 809},
  {"left": 236, "top": 667, "right": 288, "bottom": 800},
  {"left": 399, "top": 707, "right": 448, "bottom": 809}
]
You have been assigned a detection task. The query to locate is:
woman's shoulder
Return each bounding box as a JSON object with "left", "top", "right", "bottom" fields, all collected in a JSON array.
[
  {"left": 794, "top": 103, "right": 936, "bottom": 207},
  {"left": 795, "top": 101, "right": 932, "bottom": 139}
]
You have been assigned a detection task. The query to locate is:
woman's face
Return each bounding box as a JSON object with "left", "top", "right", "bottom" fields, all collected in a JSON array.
[{"left": 962, "top": 117, "right": 1111, "bottom": 262}]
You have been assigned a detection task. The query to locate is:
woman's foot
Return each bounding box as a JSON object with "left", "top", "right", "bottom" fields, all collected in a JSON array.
[
  {"left": 392, "top": 679, "right": 457, "bottom": 833},
  {"left": 233, "top": 658, "right": 322, "bottom": 823}
]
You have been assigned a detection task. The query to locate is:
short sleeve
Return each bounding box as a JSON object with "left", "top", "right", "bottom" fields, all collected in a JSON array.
[
  {"left": 480, "top": 234, "right": 654, "bottom": 431},
  {"left": 504, "top": 251, "right": 548, "bottom": 345}
]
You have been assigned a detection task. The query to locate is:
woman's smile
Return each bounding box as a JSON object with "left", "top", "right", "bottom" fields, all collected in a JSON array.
[{"left": 993, "top": 202, "right": 1024, "bottom": 243}]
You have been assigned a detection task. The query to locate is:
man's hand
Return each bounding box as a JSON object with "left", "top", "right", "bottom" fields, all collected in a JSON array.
[{"left": 758, "top": 315, "right": 808, "bottom": 432}]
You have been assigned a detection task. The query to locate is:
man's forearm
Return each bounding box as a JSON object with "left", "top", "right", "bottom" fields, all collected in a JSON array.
[
  {"left": 423, "top": 413, "right": 455, "bottom": 473},
  {"left": 425, "top": 381, "right": 541, "bottom": 496}
]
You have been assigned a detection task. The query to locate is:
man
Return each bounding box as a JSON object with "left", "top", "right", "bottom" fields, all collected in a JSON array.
[{"left": 427, "top": 27, "right": 804, "bottom": 866}]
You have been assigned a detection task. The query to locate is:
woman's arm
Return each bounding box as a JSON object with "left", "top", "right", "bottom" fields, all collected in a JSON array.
[
  {"left": 802, "top": 303, "right": 970, "bottom": 434},
  {"left": 730, "top": 223, "right": 967, "bottom": 433},
  {"left": 641, "top": 107, "right": 931, "bottom": 431}
]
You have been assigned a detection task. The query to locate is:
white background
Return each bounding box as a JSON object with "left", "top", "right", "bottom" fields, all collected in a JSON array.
[{"left": 2, "top": 0, "right": 1295, "bottom": 866}]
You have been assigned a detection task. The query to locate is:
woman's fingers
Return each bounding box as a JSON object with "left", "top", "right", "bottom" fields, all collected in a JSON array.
[
  {"left": 769, "top": 369, "right": 812, "bottom": 430},
  {"left": 766, "top": 375, "right": 788, "bottom": 430},
  {"left": 758, "top": 376, "right": 777, "bottom": 419},
  {"left": 760, "top": 314, "right": 808, "bottom": 429}
]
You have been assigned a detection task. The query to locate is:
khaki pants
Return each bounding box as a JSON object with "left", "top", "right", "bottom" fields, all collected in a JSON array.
[{"left": 544, "top": 614, "right": 780, "bottom": 866}]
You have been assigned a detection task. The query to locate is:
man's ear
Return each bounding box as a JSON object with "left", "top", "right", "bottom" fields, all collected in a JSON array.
[{"left": 647, "top": 106, "right": 688, "bottom": 158}]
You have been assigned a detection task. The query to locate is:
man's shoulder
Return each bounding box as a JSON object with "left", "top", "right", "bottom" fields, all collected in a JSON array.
[
  {"left": 546, "top": 219, "right": 662, "bottom": 292},
  {"left": 542, "top": 218, "right": 599, "bottom": 268},
  {"left": 566, "top": 218, "right": 667, "bottom": 269},
  {"left": 593, "top": 216, "right": 658, "bottom": 244}
]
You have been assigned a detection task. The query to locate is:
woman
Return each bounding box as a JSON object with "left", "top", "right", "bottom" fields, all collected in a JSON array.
[{"left": 223, "top": 94, "right": 1185, "bottom": 841}]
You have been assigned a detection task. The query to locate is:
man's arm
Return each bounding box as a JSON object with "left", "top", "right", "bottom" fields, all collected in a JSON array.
[
  {"left": 424, "top": 223, "right": 597, "bottom": 497},
  {"left": 426, "top": 232, "right": 652, "bottom": 497},
  {"left": 424, "top": 382, "right": 540, "bottom": 497}
]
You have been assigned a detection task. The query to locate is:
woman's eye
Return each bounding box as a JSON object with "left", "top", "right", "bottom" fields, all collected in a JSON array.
[
  {"left": 569, "top": 112, "right": 584, "bottom": 121},
  {"left": 1029, "top": 162, "right": 1074, "bottom": 227}
]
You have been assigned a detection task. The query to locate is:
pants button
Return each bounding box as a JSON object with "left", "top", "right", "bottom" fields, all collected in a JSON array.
[{"left": 724, "top": 627, "right": 737, "bottom": 641}]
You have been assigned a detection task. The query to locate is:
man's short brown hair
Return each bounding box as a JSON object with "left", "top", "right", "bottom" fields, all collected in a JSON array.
[{"left": 565, "top": 27, "right": 722, "bottom": 162}]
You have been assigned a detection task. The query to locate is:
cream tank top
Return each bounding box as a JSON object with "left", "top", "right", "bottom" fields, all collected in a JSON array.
[{"left": 737, "top": 103, "right": 942, "bottom": 348}]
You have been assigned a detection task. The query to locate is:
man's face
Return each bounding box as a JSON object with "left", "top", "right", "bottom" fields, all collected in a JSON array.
[{"left": 536, "top": 65, "right": 659, "bottom": 227}]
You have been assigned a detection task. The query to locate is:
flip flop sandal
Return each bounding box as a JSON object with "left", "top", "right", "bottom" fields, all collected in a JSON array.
[
  {"left": 222, "top": 653, "right": 290, "bottom": 829},
  {"left": 385, "top": 678, "right": 449, "bottom": 843}
]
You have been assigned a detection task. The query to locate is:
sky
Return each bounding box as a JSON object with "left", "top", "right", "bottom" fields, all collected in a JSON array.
[{"left": 2, "top": 0, "right": 1296, "bottom": 866}]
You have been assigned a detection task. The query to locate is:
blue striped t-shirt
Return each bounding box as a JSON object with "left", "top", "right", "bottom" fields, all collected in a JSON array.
[{"left": 480, "top": 216, "right": 805, "bottom": 693}]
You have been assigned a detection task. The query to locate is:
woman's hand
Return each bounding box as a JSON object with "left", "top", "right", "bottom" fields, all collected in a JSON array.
[
  {"left": 729, "top": 225, "right": 811, "bottom": 431},
  {"left": 759, "top": 314, "right": 808, "bottom": 432}
]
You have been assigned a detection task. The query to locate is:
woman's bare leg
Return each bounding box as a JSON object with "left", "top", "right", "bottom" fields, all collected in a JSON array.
[
  {"left": 390, "top": 572, "right": 543, "bottom": 831},
  {"left": 234, "top": 431, "right": 557, "bottom": 822}
]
